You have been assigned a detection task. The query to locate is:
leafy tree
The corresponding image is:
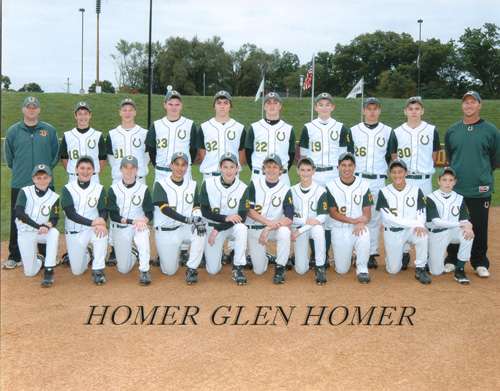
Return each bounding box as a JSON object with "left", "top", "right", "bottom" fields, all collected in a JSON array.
[
  {"left": 88, "top": 80, "right": 115, "bottom": 93},
  {"left": 18, "top": 82, "right": 43, "bottom": 92},
  {"left": 2, "top": 75, "right": 11, "bottom": 91}
]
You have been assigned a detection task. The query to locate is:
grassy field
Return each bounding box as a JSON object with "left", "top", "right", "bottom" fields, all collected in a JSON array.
[{"left": 1, "top": 92, "right": 500, "bottom": 240}]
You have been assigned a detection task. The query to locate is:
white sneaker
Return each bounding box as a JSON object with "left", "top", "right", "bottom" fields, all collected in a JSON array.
[
  {"left": 475, "top": 266, "right": 490, "bottom": 278},
  {"left": 443, "top": 263, "right": 455, "bottom": 273},
  {"left": 2, "top": 259, "right": 22, "bottom": 269}
]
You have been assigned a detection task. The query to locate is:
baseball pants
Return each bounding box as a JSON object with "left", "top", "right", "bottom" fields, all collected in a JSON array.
[
  {"left": 18, "top": 228, "right": 60, "bottom": 277},
  {"left": 204, "top": 223, "right": 247, "bottom": 274},
  {"left": 155, "top": 225, "right": 204, "bottom": 275},
  {"left": 247, "top": 226, "right": 291, "bottom": 275},
  {"left": 406, "top": 177, "right": 433, "bottom": 197},
  {"left": 65, "top": 228, "right": 107, "bottom": 275},
  {"left": 293, "top": 225, "right": 325, "bottom": 274},
  {"left": 428, "top": 228, "right": 472, "bottom": 276},
  {"left": 331, "top": 226, "right": 370, "bottom": 275},
  {"left": 312, "top": 169, "right": 339, "bottom": 188},
  {"left": 383, "top": 228, "right": 428, "bottom": 274},
  {"left": 111, "top": 225, "right": 150, "bottom": 273}
]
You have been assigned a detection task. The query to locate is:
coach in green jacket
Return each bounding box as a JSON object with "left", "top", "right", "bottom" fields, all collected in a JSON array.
[{"left": 3, "top": 97, "right": 60, "bottom": 269}]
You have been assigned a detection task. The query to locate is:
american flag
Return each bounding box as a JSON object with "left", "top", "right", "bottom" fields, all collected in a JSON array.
[{"left": 302, "top": 58, "right": 313, "bottom": 90}]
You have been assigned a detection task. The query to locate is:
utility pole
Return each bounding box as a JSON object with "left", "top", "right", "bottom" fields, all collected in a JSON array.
[
  {"left": 66, "top": 78, "right": 71, "bottom": 93},
  {"left": 417, "top": 19, "right": 423, "bottom": 97},
  {"left": 96, "top": 0, "right": 101, "bottom": 93},
  {"left": 79, "top": 8, "right": 85, "bottom": 95}
]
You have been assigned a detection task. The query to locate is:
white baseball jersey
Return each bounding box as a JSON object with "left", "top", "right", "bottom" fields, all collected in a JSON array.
[
  {"left": 302, "top": 118, "right": 348, "bottom": 167},
  {"left": 109, "top": 181, "right": 150, "bottom": 221},
  {"left": 326, "top": 177, "right": 372, "bottom": 228},
  {"left": 246, "top": 178, "right": 290, "bottom": 223},
  {"left": 107, "top": 125, "right": 149, "bottom": 179},
  {"left": 290, "top": 183, "right": 326, "bottom": 227},
  {"left": 63, "top": 127, "right": 103, "bottom": 174},
  {"left": 63, "top": 181, "right": 104, "bottom": 232},
  {"left": 204, "top": 177, "right": 248, "bottom": 215},
  {"left": 152, "top": 116, "right": 194, "bottom": 168},
  {"left": 351, "top": 122, "right": 393, "bottom": 175},
  {"left": 393, "top": 121, "right": 437, "bottom": 175},
  {"left": 249, "top": 119, "right": 293, "bottom": 169},
  {"left": 15, "top": 186, "right": 60, "bottom": 232},
  {"left": 199, "top": 119, "right": 244, "bottom": 173},
  {"left": 426, "top": 191, "right": 466, "bottom": 230},
  {"left": 378, "top": 184, "right": 424, "bottom": 228},
  {"left": 153, "top": 177, "right": 198, "bottom": 228}
]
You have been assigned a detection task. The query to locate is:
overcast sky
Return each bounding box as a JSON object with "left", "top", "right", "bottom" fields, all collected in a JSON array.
[{"left": 2, "top": 0, "right": 499, "bottom": 93}]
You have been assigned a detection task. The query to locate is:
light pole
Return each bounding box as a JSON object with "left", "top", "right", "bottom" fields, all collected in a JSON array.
[
  {"left": 95, "top": 0, "right": 101, "bottom": 93},
  {"left": 299, "top": 75, "right": 304, "bottom": 98},
  {"left": 79, "top": 8, "right": 85, "bottom": 95},
  {"left": 417, "top": 19, "right": 423, "bottom": 97}
]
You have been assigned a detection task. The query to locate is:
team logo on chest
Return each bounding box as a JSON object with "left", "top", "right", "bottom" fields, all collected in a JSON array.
[
  {"left": 178, "top": 129, "right": 186, "bottom": 139},
  {"left": 39, "top": 130, "right": 48, "bottom": 137},
  {"left": 451, "top": 206, "right": 460, "bottom": 216},
  {"left": 88, "top": 197, "right": 98, "bottom": 208},
  {"left": 420, "top": 135, "right": 429, "bottom": 145},
  {"left": 271, "top": 196, "right": 282, "bottom": 207},
  {"left": 132, "top": 195, "right": 142, "bottom": 206},
  {"left": 276, "top": 131, "right": 286, "bottom": 141},
  {"left": 87, "top": 139, "right": 96, "bottom": 149},
  {"left": 310, "top": 201, "right": 317, "bottom": 211},
  {"left": 406, "top": 197, "right": 415, "bottom": 207},
  {"left": 226, "top": 130, "right": 236, "bottom": 140},
  {"left": 354, "top": 195, "right": 361, "bottom": 205},
  {"left": 228, "top": 198, "right": 237, "bottom": 209},
  {"left": 41, "top": 205, "right": 51, "bottom": 216},
  {"left": 376, "top": 137, "right": 386, "bottom": 147},
  {"left": 185, "top": 193, "right": 194, "bottom": 204},
  {"left": 330, "top": 130, "right": 339, "bottom": 141},
  {"left": 132, "top": 137, "right": 142, "bottom": 147}
]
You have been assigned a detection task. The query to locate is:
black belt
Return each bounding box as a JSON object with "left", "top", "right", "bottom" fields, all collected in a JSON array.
[
  {"left": 384, "top": 227, "right": 404, "bottom": 232},
  {"left": 316, "top": 166, "right": 334, "bottom": 172},
  {"left": 155, "top": 226, "right": 180, "bottom": 231},
  {"left": 111, "top": 223, "right": 128, "bottom": 229},
  {"left": 355, "top": 173, "right": 387, "bottom": 180},
  {"left": 205, "top": 172, "right": 221, "bottom": 176},
  {"left": 156, "top": 166, "right": 172, "bottom": 172},
  {"left": 429, "top": 228, "right": 447, "bottom": 233},
  {"left": 407, "top": 174, "right": 431, "bottom": 179},
  {"left": 65, "top": 230, "right": 81, "bottom": 235},
  {"left": 69, "top": 173, "right": 97, "bottom": 176},
  {"left": 247, "top": 225, "right": 266, "bottom": 230}
]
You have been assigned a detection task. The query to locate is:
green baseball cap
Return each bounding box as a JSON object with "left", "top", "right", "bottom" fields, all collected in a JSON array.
[
  {"left": 263, "top": 154, "right": 283, "bottom": 166},
  {"left": 120, "top": 155, "right": 139, "bottom": 168},
  {"left": 462, "top": 91, "right": 481, "bottom": 103},
  {"left": 219, "top": 152, "right": 238, "bottom": 166},
  {"left": 76, "top": 155, "right": 95, "bottom": 168},
  {"left": 74, "top": 101, "right": 91, "bottom": 113},
  {"left": 297, "top": 156, "right": 316, "bottom": 168},
  {"left": 363, "top": 97, "right": 381, "bottom": 108},
  {"left": 389, "top": 159, "right": 408, "bottom": 171},
  {"left": 23, "top": 97, "right": 40, "bottom": 108},
  {"left": 405, "top": 96, "right": 424, "bottom": 108},
  {"left": 32, "top": 164, "right": 52, "bottom": 177},
  {"left": 315, "top": 92, "right": 334, "bottom": 104},
  {"left": 171, "top": 151, "right": 189, "bottom": 164},
  {"left": 263, "top": 92, "right": 281, "bottom": 104},
  {"left": 213, "top": 90, "right": 232, "bottom": 103},
  {"left": 120, "top": 98, "right": 136, "bottom": 109},
  {"left": 338, "top": 152, "right": 356, "bottom": 164},
  {"left": 165, "top": 90, "right": 182, "bottom": 102},
  {"left": 438, "top": 167, "right": 456, "bottom": 178}
]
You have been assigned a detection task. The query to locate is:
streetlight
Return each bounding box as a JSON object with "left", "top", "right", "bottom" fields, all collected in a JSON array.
[
  {"left": 95, "top": 0, "right": 101, "bottom": 93},
  {"left": 79, "top": 8, "right": 85, "bottom": 95},
  {"left": 299, "top": 75, "right": 304, "bottom": 98},
  {"left": 417, "top": 19, "right": 423, "bottom": 97}
]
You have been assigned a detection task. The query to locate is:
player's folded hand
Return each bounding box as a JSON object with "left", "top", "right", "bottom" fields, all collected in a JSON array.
[
  {"left": 462, "top": 227, "right": 474, "bottom": 240},
  {"left": 259, "top": 228, "right": 270, "bottom": 245},
  {"left": 352, "top": 222, "right": 367, "bottom": 236},
  {"left": 208, "top": 229, "right": 218, "bottom": 245},
  {"left": 226, "top": 215, "right": 242, "bottom": 224},
  {"left": 94, "top": 224, "right": 108, "bottom": 238},
  {"left": 291, "top": 230, "right": 300, "bottom": 242},
  {"left": 134, "top": 221, "right": 148, "bottom": 232},
  {"left": 413, "top": 227, "right": 427, "bottom": 237},
  {"left": 305, "top": 218, "right": 320, "bottom": 226}
]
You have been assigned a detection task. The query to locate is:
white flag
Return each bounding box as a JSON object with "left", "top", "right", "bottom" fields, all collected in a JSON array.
[
  {"left": 254, "top": 78, "right": 264, "bottom": 102},
  {"left": 346, "top": 78, "right": 364, "bottom": 99}
]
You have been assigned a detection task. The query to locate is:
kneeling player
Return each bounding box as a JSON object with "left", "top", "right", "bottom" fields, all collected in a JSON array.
[
  {"left": 200, "top": 153, "right": 249, "bottom": 285},
  {"left": 107, "top": 156, "right": 154, "bottom": 285},
  {"left": 376, "top": 160, "right": 431, "bottom": 284},
  {"left": 426, "top": 167, "right": 473, "bottom": 283},
  {"left": 62, "top": 156, "right": 108, "bottom": 285},
  {"left": 153, "top": 152, "right": 206, "bottom": 283},
  {"left": 246, "top": 154, "right": 293, "bottom": 283},
  {"left": 327, "top": 152, "right": 373, "bottom": 283},
  {"left": 15, "top": 165, "right": 60, "bottom": 287},
  {"left": 290, "top": 157, "right": 328, "bottom": 284}
]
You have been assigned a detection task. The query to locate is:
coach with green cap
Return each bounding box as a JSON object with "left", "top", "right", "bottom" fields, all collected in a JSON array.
[{"left": 3, "top": 97, "right": 59, "bottom": 269}]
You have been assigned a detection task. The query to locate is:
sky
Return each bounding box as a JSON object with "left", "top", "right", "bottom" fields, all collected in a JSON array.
[{"left": 2, "top": 0, "right": 499, "bottom": 93}]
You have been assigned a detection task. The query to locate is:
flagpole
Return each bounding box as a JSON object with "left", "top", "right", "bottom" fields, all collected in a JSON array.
[
  {"left": 360, "top": 77, "right": 364, "bottom": 123},
  {"left": 261, "top": 76, "right": 265, "bottom": 119},
  {"left": 310, "top": 53, "right": 315, "bottom": 121}
]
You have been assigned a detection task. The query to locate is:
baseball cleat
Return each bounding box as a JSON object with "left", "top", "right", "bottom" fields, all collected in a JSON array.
[
  {"left": 415, "top": 267, "right": 431, "bottom": 284},
  {"left": 401, "top": 252, "right": 410, "bottom": 271},
  {"left": 61, "top": 252, "right": 70, "bottom": 267},
  {"left": 150, "top": 255, "right": 160, "bottom": 266},
  {"left": 266, "top": 252, "right": 277, "bottom": 265},
  {"left": 186, "top": 267, "right": 198, "bottom": 284},
  {"left": 179, "top": 250, "right": 189, "bottom": 266},
  {"left": 221, "top": 250, "right": 234, "bottom": 265},
  {"left": 2, "top": 259, "right": 22, "bottom": 269},
  {"left": 106, "top": 247, "right": 117, "bottom": 266},
  {"left": 37, "top": 254, "right": 45, "bottom": 268},
  {"left": 368, "top": 255, "right": 378, "bottom": 269},
  {"left": 357, "top": 272, "right": 371, "bottom": 284},
  {"left": 140, "top": 271, "right": 151, "bottom": 285},
  {"left": 454, "top": 268, "right": 470, "bottom": 284},
  {"left": 199, "top": 254, "right": 206, "bottom": 268},
  {"left": 273, "top": 265, "right": 286, "bottom": 284},
  {"left": 244, "top": 255, "right": 253, "bottom": 270},
  {"left": 92, "top": 269, "right": 106, "bottom": 285},
  {"left": 41, "top": 267, "right": 55, "bottom": 287},
  {"left": 324, "top": 257, "right": 332, "bottom": 269},
  {"left": 131, "top": 246, "right": 139, "bottom": 262},
  {"left": 285, "top": 256, "right": 293, "bottom": 270},
  {"left": 232, "top": 266, "right": 247, "bottom": 285},
  {"left": 308, "top": 253, "right": 316, "bottom": 269},
  {"left": 315, "top": 267, "right": 327, "bottom": 285},
  {"left": 443, "top": 263, "right": 455, "bottom": 273},
  {"left": 475, "top": 266, "right": 490, "bottom": 278}
]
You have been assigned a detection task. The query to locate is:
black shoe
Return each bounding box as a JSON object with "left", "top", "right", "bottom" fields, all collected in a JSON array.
[
  {"left": 150, "top": 255, "right": 160, "bottom": 266},
  {"left": 106, "top": 247, "right": 117, "bottom": 266},
  {"left": 357, "top": 272, "right": 371, "bottom": 284},
  {"left": 324, "top": 257, "right": 331, "bottom": 270},
  {"left": 415, "top": 267, "right": 431, "bottom": 284},
  {"left": 244, "top": 255, "right": 253, "bottom": 270},
  {"left": 266, "top": 252, "right": 277, "bottom": 265},
  {"left": 273, "top": 265, "right": 286, "bottom": 284},
  {"left": 186, "top": 267, "right": 198, "bottom": 284},
  {"left": 454, "top": 268, "right": 470, "bottom": 284},
  {"left": 221, "top": 250, "right": 234, "bottom": 265},
  {"left": 232, "top": 266, "right": 247, "bottom": 285},
  {"left": 87, "top": 246, "right": 94, "bottom": 266},
  {"left": 199, "top": 254, "right": 206, "bottom": 268},
  {"left": 401, "top": 252, "right": 410, "bottom": 271},
  {"left": 285, "top": 255, "right": 293, "bottom": 270},
  {"left": 41, "top": 267, "right": 54, "bottom": 287},
  {"left": 308, "top": 253, "right": 316, "bottom": 269},
  {"left": 140, "top": 271, "right": 151, "bottom": 285},
  {"left": 368, "top": 255, "right": 378, "bottom": 269},
  {"left": 61, "top": 251, "right": 70, "bottom": 267},
  {"left": 315, "top": 267, "right": 326, "bottom": 285},
  {"left": 180, "top": 250, "right": 189, "bottom": 267},
  {"left": 92, "top": 269, "right": 106, "bottom": 285},
  {"left": 37, "top": 254, "right": 45, "bottom": 269}
]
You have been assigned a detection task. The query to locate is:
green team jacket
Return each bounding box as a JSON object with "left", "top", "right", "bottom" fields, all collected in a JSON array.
[
  {"left": 444, "top": 119, "right": 500, "bottom": 198},
  {"left": 3, "top": 119, "right": 60, "bottom": 188}
]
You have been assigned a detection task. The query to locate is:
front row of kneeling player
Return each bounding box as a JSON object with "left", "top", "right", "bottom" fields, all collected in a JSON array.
[{"left": 16, "top": 152, "right": 473, "bottom": 287}]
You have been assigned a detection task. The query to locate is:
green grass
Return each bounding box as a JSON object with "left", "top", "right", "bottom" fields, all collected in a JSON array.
[{"left": 2, "top": 92, "right": 500, "bottom": 240}]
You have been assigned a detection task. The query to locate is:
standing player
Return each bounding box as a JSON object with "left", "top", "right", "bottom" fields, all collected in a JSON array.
[
  {"left": 146, "top": 90, "right": 197, "bottom": 183},
  {"left": 3, "top": 97, "right": 59, "bottom": 269},
  {"left": 426, "top": 167, "right": 474, "bottom": 284},
  {"left": 245, "top": 154, "right": 293, "bottom": 283},
  {"left": 15, "top": 165, "right": 60, "bottom": 287},
  {"left": 200, "top": 153, "right": 249, "bottom": 285},
  {"left": 107, "top": 156, "right": 154, "bottom": 285},
  {"left": 326, "top": 152, "right": 373, "bottom": 283},
  {"left": 290, "top": 157, "right": 328, "bottom": 285},
  {"left": 245, "top": 92, "right": 296, "bottom": 186},
  {"left": 376, "top": 160, "right": 431, "bottom": 284},
  {"left": 350, "top": 97, "right": 397, "bottom": 269},
  {"left": 197, "top": 91, "right": 246, "bottom": 180},
  {"left": 105, "top": 98, "right": 149, "bottom": 266},
  {"left": 61, "top": 156, "right": 108, "bottom": 285},
  {"left": 444, "top": 91, "right": 500, "bottom": 278},
  {"left": 152, "top": 152, "right": 206, "bottom": 284}
]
